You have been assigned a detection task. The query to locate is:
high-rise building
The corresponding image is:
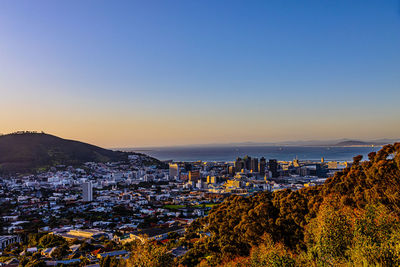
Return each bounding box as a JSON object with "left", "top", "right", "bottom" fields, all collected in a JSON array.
[
  {"left": 316, "top": 163, "right": 327, "bottom": 178},
  {"left": 234, "top": 157, "right": 245, "bottom": 172},
  {"left": 82, "top": 181, "right": 93, "bottom": 202},
  {"left": 259, "top": 157, "right": 266, "bottom": 175},
  {"left": 189, "top": 170, "right": 201, "bottom": 183},
  {"left": 250, "top": 158, "right": 259, "bottom": 172},
  {"left": 268, "top": 159, "right": 279, "bottom": 178},
  {"left": 243, "top": 155, "right": 252, "bottom": 170},
  {"left": 207, "top": 175, "right": 217, "bottom": 184},
  {"left": 251, "top": 158, "right": 260, "bottom": 172},
  {"left": 169, "top": 163, "right": 180, "bottom": 178},
  {"left": 184, "top": 163, "right": 192, "bottom": 172}
]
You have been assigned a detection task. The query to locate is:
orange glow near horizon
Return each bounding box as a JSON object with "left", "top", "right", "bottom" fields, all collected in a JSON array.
[
  {"left": 1, "top": 107, "right": 399, "bottom": 148},
  {"left": 1, "top": 1, "right": 399, "bottom": 147}
]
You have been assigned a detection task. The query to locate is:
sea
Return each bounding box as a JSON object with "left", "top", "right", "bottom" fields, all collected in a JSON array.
[{"left": 128, "top": 146, "right": 381, "bottom": 162}]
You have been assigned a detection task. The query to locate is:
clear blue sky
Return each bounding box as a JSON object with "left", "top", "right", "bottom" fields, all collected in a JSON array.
[{"left": 1, "top": 0, "right": 399, "bottom": 147}]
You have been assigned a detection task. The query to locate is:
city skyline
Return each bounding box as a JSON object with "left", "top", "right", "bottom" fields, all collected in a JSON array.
[{"left": 1, "top": 0, "right": 400, "bottom": 147}]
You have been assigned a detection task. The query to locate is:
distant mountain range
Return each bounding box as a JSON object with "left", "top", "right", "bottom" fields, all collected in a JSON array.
[
  {"left": 275, "top": 139, "right": 397, "bottom": 147},
  {"left": 332, "top": 140, "right": 370, "bottom": 146},
  {"left": 128, "top": 138, "right": 400, "bottom": 149},
  {"left": 0, "top": 132, "right": 164, "bottom": 174}
]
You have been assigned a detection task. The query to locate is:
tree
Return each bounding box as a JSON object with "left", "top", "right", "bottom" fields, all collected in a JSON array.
[
  {"left": 181, "top": 143, "right": 400, "bottom": 264},
  {"left": 25, "top": 260, "right": 46, "bottom": 267},
  {"left": 125, "top": 240, "right": 173, "bottom": 267},
  {"left": 104, "top": 240, "right": 120, "bottom": 252},
  {"left": 38, "top": 234, "right": 67, "bottom": 248},
  {"left": 100, "top": 255, "right": 120, "bottom": 267},
  {"left": 305, "top": 196, "right": 353, "bottom": 265},
  {"left": 349, "top": 204, "right": 400, "bottom": 266},
  {"left": 51, "top": 244, "right": 70, "bottom": 259},
  {"left": 28, "top": 233, "right": 46, "bottom": 247},
  {"left": 79, "top": 241, "right": 95, "bottom": 253},
  {"left": 221, "top": 234, "right": 296, "bottom": 267}
]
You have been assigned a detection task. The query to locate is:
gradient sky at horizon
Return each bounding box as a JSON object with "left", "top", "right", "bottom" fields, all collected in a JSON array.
[{"left": 1, "top": 0, "right": 400, "bottom": 147}]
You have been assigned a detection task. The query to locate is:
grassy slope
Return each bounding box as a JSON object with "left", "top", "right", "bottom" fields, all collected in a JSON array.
[{"left": 0, "top": 132, "right": 127, "bottom": 173}]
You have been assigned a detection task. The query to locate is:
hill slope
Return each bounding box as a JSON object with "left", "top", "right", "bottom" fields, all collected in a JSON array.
[
  {"left": 182, "top": 143, "right": 400, "bottom": 266},
  {"left": 0, "top": 132, "right": 145, "bottom": 173},
  {"left": 334, "top": 140, "right": 369, "bottom": 146}
]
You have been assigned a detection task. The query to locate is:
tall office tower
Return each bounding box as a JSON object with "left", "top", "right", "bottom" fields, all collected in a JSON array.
[
  {"left": 268, "top": 159, "right": 279, "bottom": 178},
  {"left": 234, "top": 157, "right": 245, "bottom": 172},
  {"left": 82, "top": 181, "right": 93, "bottom": 202},
  {"left": 169, "top": 163, "right": 180, "bottom": 178},
  {"left": 189, "top": 170, "right": 201, "bottom": 183},
  {"left": 228, "top": 166, "right": 235, "bottom": 175},
  {"left": 207, "top": 175, "right": 217, "bottom": 184},
  {"left": 259, "top": 157, "right": 266, "bottom": 175},
  {"left": 250, "top": 158, "right": 259, "bottom": 172},
  {"left": 316, "top": 163, "right": 327, "bottom": 178},
  {"left": 243, "top": 155, "right": 252, "bottom": 170},
  {"left": 184, "top": 163, "right": 192, "bottom": 172}
]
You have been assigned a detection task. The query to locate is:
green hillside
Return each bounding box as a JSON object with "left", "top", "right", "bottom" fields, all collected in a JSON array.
[
  {"left": 181, "top": 143, "right": 400, "bottom": 266},
  {"left": 0, "top": 132, "right": 160, "bottom": 174}
]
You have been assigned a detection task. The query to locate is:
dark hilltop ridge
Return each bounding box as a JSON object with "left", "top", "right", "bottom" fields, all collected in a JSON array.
[
  {"left": 0, "top": 131, "right": 165, "bottom": 174},
  {"left": 331, "top": 139, "right": 400, "bottom": 147},
  {"left": 333, "top": 140, "right": 370, "bottom": 146}
]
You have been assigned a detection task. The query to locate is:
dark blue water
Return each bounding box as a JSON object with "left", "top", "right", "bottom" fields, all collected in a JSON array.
[{"left": 131, "top": 146, "right": 381, "bottom": 162}]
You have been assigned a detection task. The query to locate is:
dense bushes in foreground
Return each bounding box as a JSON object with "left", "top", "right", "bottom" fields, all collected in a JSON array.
[{"left": 180, "top": 143, "right": 400, "bottom": 266}]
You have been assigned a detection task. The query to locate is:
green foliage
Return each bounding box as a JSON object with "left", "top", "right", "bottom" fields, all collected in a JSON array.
[
  {"left": 0, "top": 256, "right": 13, "bottom": 262},
  {"left": 24, "top": 259, "right": 46, "bottom": 267},
  {"left": 112, "top": 205, "right": 132, "bottom": 216},
  {"left": 247, "top": 240, "right": 296, "bottom": 267},
  {"left": 349, "top": 204, "right": 400, "bottom": 266},
  {"left": 0, "top": 132, "right": 130, "bottom": 173},
  {"left": 167, "top": 231, "right": 180, "bottom": 240},
  {"left": 4, "top": 242, "right": 22, "bottom": 255},
  {"left": 305, "top": 197, "right": 354, "bottom": 265},
  {"left": 182, "top": 143, "right": 400, "bottom": 265},
  {"left": 100, "top": 255, "right": 121, "bottom": 267},
  {"left": 104, "top": 240, "right": 121, "bottom": 252},
  {"left": 51, "top": 244, "right": 70, "bottom": 259},
  {"left": 38, "top": 234, "right": 67, "bottom": 248},
  {"left": 124, "top": 240, "right": 174, "bottom": 267},
  {"left": 180, "top": 242, "right": 208, "bottom": 267},
  {"left": 220, "top": 235, "right": 296, "bottom": 267},
  {"left": 78, "top": 241, "right": 95, "bottom": 252},
  {"left": 28, "top": 233, "right": 47, "bottom": 247}
]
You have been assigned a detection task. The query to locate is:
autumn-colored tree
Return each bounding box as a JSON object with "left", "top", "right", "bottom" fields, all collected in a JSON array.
[
  {"left": 305, "top": 195, "right": 354, "bottom": 265},
  {"left": 123, "top": 240, "right": 173, "bottom": 267},
  {"left": 38, "top": 234, "right": 67, "bottom": 248},
  {"left": 221, "top": 234, "right": 296, "bottom": 267},
  {"left": 349, "top": 204, "right": 400, "bottom": 266},
  {"left": 170, "top": 144, "right": 400, "bottom": 265},
  {"left": 51, "top": 243, "right": 70, "bottom": 259},
  {"left": 100, "top": 255, "right": 121, "bottom": 267}
]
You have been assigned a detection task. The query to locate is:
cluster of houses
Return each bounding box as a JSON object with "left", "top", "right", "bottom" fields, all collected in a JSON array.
[
  {"left": 0, "top": 153, "right": 347, "bottom": 265},
  {"left": 0, "top": 223, "right": 189, "bottom": 266}
]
